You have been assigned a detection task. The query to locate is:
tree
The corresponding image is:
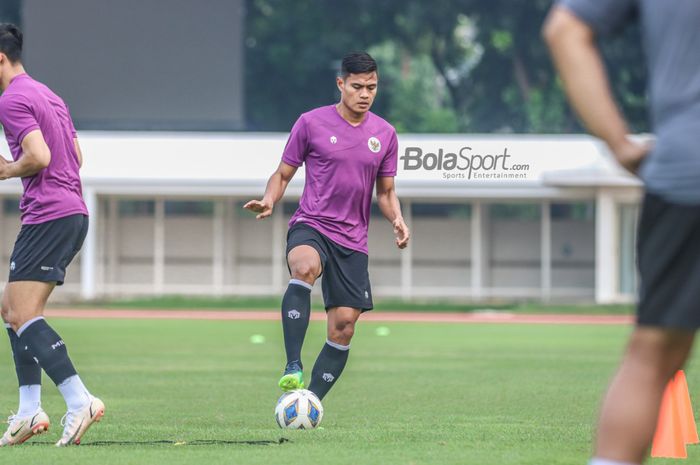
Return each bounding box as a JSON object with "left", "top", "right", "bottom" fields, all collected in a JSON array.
[
  {"left": 244, "top": 0, "right": 391, "bottom": 130},
  {"left": 245, "top": 0, "right": 648, "bottom": 134}
]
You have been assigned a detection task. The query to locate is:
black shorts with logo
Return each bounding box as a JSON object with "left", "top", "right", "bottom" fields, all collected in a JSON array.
[
  {"left": 286, "top": 222, "right": 373, "bottom": 312},
  {"left": 637, "top": 192, "right": 700, "bottom": 329},
  {"left": 9, "top": 214, "right": 89, "bottom": 286}
]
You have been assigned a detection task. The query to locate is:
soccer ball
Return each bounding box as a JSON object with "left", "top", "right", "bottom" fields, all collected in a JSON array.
[{"left": 275, "top": 389, "right": 324, "bottom": 429}]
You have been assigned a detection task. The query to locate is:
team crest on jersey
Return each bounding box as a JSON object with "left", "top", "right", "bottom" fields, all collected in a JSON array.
[
  {"left": 330, "top": 135, "right": 337, "bottom": 144},
  {"left": 368, "top": 137, "right": 381, "bottom": 153}
]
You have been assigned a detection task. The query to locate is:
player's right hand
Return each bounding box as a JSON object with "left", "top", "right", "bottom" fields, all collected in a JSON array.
[
  {"left": 0, "top": 156, "right": 10, "bottom": 180},
  {"left": 612, "top": 138, "right": 652, "bottom": 175},
  {"left": 243, "top": 199, "right": 273, "bottom": 219}
]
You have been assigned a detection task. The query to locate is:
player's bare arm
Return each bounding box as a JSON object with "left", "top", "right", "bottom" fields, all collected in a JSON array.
[
  {"left": 73, "top": 137, "right": 83, "bottom": 168},
  {"left": 244, "top": 160, "right": 298, "bottom": 219},
  {"left": 376, "top": 176, "right": 409, "bottom": 249},
  {"left": 543, "top": 6, "right": 649, "bottom": 174},
  {"left": 0, "top": 129, "right": 50, "bottom": 180}
]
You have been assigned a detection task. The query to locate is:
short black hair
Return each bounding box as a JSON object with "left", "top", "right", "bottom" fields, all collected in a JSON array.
[
  {"left": 0, "top": 23, "right": 22, "bottom": 63},
  {"left": 340, "top": 52, "right": 377, "bottom": 77}
]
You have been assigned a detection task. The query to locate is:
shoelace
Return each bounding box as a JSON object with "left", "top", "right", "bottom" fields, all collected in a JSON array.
[
  {"left": 6, "top": 412, "right": 16, "bottom": 425},
  {"left": 59, "top": 411, "right": 75, "bottom": 434}
]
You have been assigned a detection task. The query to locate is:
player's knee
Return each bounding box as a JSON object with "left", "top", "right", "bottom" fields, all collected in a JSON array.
[
  {"left": 0, "top": 304, "right": 10, "bottom": 324},
  {"left": 329, "top": 319, "right": 355, "bottom": 345},
  {"left": 3, "top": 310, "right": 22, "bottom": 329},
  {"left": 290, "top": 261, "right": 319, "bottom": 283}
]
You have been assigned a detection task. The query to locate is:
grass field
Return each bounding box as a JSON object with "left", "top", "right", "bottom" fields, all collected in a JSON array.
[{"left": 0, "top": 317, "right": 697, "bottom": 465}]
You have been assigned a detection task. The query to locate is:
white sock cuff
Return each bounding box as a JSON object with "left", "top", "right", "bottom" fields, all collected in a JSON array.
[
  {"left": 16, "top": 316, "right": 45, "bottom": 337},
  {"left": 326, "top": 339, "right": 350, "bottom": 351},
  {"left": 58, "top": 374, "right": 78, "bottom": 388},
  {"left": 289, "top": 279, "right": 313, "bottom": 290},
  {"left": 590, "top": 458, "right": 640, "bottom": 465}
]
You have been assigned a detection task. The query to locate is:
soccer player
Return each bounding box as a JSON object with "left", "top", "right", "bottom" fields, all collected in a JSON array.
[
  {"left": 244, "top": 52, "right": 409, "bottom": 401},
  {"left": 0, "top": 23, "right": 104, "bottom": 447},
  {"left": 544, "top": 2, "right": 700, "bottom": 464}
]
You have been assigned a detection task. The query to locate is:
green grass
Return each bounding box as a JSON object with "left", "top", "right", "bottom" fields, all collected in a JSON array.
[
  {"left": 0, "top": 318, "right": 694, "bottom": 464},
  {"left": 71, "top": 295, "right": 634, "bottom": 315}
]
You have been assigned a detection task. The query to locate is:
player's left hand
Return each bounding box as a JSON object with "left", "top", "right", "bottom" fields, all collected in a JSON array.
[{"left": 393, "top": 217, "right": 410, "bottom": 249}]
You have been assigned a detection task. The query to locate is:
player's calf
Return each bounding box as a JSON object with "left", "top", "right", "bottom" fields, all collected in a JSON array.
[
  {"left": 15, "top": 317, "right": 105, "bottom": 445},
  {"left": 279, "top": 278, "right": 313, "bottom": 391},
  {"left": 307, "top": 307, "right": 361, "bottom": 399},
  {"left": 307, "top": 339, "right": 350, "bottom": 400}
]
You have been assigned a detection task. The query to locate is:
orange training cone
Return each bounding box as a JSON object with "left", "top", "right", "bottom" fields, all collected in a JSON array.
[
  {"left": 673, "top": 370, "right": 699, "bottom": 445},
  {"left": 651, "top": 376, "right": 687, "bottom": 458}
]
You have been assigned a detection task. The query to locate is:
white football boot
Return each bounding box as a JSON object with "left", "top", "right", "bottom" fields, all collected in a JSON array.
[
  {"left": 55, "top": 396, "right": 105, "bottom": 447},
  {"left": 0, "top": 408, "right": 50, "bottom": 446}
]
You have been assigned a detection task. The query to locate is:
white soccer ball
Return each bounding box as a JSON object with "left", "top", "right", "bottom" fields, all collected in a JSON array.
[{"left": 275, "top": 389, "right": 324, "bottom": 429}]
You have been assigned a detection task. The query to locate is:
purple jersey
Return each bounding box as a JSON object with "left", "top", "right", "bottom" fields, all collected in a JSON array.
[
  {"left": 282, "top": 105, "right": 398, "bottom": 254},
  {"left": 0, "top": 74, "right": 87, "bottom": 224}
]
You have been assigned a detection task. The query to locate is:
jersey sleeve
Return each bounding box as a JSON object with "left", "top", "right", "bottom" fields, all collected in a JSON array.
[
  {"left": 558, "top": 0, "right": 637, "bottom": 36},
  {"left": 378, "top": 129, "right": 398, "bottom": 177},
  {"left": 281, "top": 115, "right": 310, "bottom": 167},
  {"left": 66, "top": 104, "right": 77, "bottom": 138},
  {"left": 0, "top": 95, "right": 40, "bottom": 146}
]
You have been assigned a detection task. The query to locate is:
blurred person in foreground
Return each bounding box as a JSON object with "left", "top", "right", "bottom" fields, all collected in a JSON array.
[{"left": 544, "top": 1, "right": 700, "bottom": 464}]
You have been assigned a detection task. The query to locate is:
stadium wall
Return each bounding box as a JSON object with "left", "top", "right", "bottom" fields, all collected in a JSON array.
[{"left": 0, "top": 132, "right": 642, "bottom": 303}]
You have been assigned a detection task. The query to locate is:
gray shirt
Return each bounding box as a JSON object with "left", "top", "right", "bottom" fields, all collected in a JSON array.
[{"left": 560, "top": 0, "right": 700, "bottom": 204}]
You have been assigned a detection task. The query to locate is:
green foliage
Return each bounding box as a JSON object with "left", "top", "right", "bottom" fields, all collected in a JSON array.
[
  {"left": 244, "top": 0, "right": 390, "bottom": 130},
  {"left": 245, "top": 0, "right": 649, "bottom": 134},
  {"left": 369, "top": 42, "right": 459, "bottom": 133}
]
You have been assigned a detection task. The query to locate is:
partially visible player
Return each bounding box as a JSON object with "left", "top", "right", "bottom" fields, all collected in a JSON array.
[
  {"left": 544, "top": 1, "right": 700, "bottom": 464},
  {"left": 245, "top": 52, "right": 409, "bottom": 401},
  {"left": 0, "top": 23, "right": 104, "bottom": 447}
]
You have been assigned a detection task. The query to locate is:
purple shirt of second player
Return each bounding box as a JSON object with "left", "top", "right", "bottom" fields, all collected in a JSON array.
[
  {"left": 282, "top": 104, "right": 399, "bottom": 254},
  {"left": 0, "top": 73, "right": 87, "bottom": 224}
]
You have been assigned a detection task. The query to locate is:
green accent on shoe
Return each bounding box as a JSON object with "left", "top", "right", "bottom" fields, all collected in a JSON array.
[{"left": 278, "top": 371, "right": 304, "bottom": 391}]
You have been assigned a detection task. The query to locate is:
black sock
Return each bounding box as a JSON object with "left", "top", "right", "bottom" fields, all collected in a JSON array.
[
  {"left": 17, "top": 318, "right": 77, "bottom": 386},
  {"left": 308, "top": 341, "right": 350, "bottom": 400},
  {"left": 281, "top": 279, "right": 312, "bottom": 368},
  {"left": 5, "top": 324, "right": 42, "bottom": 386}
]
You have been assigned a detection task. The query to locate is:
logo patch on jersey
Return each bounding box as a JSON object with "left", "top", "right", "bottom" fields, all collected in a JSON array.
[
  {"left": 10, "top": 261, "right": 15, "bottom": 272},
  {"left": 368, "top": 137, "right": 381, "bottom": 153},
  {"left": 330, "top": 135, "right": 337, "bottom": 144},
  {"left": 41, "top": 266, "right": 54, "bottom": 271}
]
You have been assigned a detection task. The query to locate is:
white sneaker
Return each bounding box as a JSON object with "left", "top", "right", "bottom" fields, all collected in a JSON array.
[
  {"left": 55, "top": 396, "right": 105, "bottom": 447},
  {"left": 0, "top": 409, "right": 50, "bottom": 446}
]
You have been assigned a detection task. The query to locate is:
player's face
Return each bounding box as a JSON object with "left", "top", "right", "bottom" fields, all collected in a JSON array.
[{"left": 337, "top": 72, "right": 378, "bottom": 115}]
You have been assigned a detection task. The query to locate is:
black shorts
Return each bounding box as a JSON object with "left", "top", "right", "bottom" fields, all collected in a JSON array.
[
  {"left": 637, "top": 192, "right": 700, "bottom": 329},
  {"left": 286, "top": 222, "right": 373, "bottom": 311},
  {"left": 8, "top": 214, "right": 89, "bottom": 286}
]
